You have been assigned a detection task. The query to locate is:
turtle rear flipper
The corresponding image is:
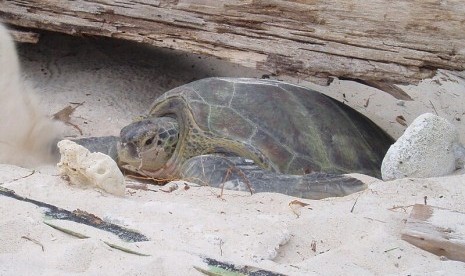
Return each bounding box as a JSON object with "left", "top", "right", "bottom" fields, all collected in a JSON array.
[{"left": 180, "top": 155, "right": 366, "bottom": 200}]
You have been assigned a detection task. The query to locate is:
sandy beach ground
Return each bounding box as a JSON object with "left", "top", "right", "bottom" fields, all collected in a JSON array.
[{"left": 1, "top": 31, "right": 465, "bottom": 275}]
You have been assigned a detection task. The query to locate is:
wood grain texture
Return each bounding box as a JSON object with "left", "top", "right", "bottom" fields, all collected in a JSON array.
[
  {"left": 9, "top": 29, "right": 39, "bottom": 44},
  {"left": 1, "top": 1, "right": 464, "bottom": 85},
  {"left": 401, "top": 204, "right": 465, "bottom": 262}
]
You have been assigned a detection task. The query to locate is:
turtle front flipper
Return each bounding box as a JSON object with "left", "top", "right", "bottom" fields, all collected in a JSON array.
[
  {"left": 71, "top": 136, "right": 120, "bottom": 161},
  {"left": 180, "top": 155, "right": 367, "bottom": 200}
]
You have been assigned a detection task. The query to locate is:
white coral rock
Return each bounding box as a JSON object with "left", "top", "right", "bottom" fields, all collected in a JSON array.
[
  {"left": 57, "top": 140, "right": 125, "bottom": 196},
  {"left": 381, "top": 113, "right": 464, "bottom": 180}
]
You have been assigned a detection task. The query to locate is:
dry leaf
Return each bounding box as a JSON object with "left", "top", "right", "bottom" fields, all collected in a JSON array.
[
  {"left": 396, "top": 115, "right": 407, "bottom": 126},
  {"left": 289, "top": 200, "right": 310, "bottom": 207},
  {"left": 311, "top": 240, "right": 317, "bottom": 252},
  {"left": 52, "top": 105, "right": 74, "bottom": 122},
  {"left": 52, "top": 103, "right": 84, "bottom": 135},
  {"left": 289, "top": 200, "right": 312, "bottom": 218}
]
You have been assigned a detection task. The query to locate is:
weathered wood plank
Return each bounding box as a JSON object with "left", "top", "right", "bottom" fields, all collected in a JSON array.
[
  {"left": 9, "top": 29, "right": 39, "bottom": 44},
  {"left": 401, "top": 204, "right": 465, "bottom": 262},
  {"left": 1, "top": 1, "right": 464, "bottom": 85}
]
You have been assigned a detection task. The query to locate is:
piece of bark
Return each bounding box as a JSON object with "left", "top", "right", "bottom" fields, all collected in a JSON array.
[
  {"left": 0, "top": 186, "right": 149, "bottom": 242},
  {"left": 194, "top": 257, "right": 286, "bottom": 276},
  {"left": 401, "top": 204, "right": 465, "bottom": 262},
  {"left": 350, "top": 80, "right": 413, "bottom": 101},
  {"left": 9, "top": 29, "right": 39, "bottom": 44},
  {"left": 1, "top": 1, "right": 464, "bottom": 87}
]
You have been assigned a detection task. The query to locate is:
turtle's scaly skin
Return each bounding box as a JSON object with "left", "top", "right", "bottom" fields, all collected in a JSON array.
[
  {"left": 118, "top": 117, "right": 179, "bottom": 172},
  {"left": 142, "top": 78, "right": 393, "bottom": 178}
]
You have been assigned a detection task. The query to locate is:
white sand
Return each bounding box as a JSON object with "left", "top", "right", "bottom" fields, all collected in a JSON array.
[{"left": 1, "top": 31, "right": 465, "bottom": 275}]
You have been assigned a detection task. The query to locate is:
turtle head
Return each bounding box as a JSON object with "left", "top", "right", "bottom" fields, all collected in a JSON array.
[{"left": 117, "top": 116, "right": 179, "bottom": 174}]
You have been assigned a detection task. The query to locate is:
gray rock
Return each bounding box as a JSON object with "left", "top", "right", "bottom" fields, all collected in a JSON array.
[{"left": 381, "top": 113, "right": 465, "bottom": 180}]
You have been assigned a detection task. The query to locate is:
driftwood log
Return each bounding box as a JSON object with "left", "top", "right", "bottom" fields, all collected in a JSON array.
[
  {"left": 1, "top": 1, "right": 464, "bottom": 87},
  {"left": 402, "top": 204, "right": 465, "bottom": 263},
  {"left": 9, "top": 29, "right": 40, "bottom": 44}
]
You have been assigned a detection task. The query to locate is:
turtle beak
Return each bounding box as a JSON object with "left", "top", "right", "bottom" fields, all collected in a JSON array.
[
  {"left": 117, "top": 141, "right": 141, "bottom": 171},
  {"left": 119, "top": 141, "right": 137, "bottom": 159}
]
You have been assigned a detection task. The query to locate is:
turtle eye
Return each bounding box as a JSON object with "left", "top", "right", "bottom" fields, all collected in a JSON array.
[{"left": 144, "top": 137, "right": 154, "bottom": 146}]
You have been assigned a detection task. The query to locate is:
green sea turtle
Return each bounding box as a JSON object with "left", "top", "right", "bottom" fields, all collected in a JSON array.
[{"left": 75, "top": 78, "right": 394, "bottom": 199}]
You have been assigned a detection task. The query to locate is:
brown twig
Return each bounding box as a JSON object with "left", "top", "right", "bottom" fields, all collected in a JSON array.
[
  {"left": 218, "top": 166, "right": 254, "bottom": 199},
  {"left": 0, "top": 170, "right": 35, "bottom": 185},
  {"left": 388, "top": 204, "right": 415, "bottom": 213},
  {"left": 235, "top": 168, "right": 254, "bottom": 195},
  {"left": 67, "top": 122, "right": 84, "bottom": 136},
  {"left": 384, "top": 247, "right": 399, "bottom": 253},
  {"left": 350, "top": 194, "right": 361, "bottom": 213},
  {"left": 124, "top": 167, "right": 254, "bottom": 199},
  {"left": 363, "top": 217, "right": 386, "bottom": 223},
  {"left": 364, "top": 97, "right": 370, "bottom": 108},
  {"left": 219, "top": 168, "right": 233, "bottom": 199},
  {"left": 21, "top": 236, "right": 44, "bottom": 251},
  {"left": 124, "top": 172, "right": 175, "bottom": 185}
]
